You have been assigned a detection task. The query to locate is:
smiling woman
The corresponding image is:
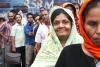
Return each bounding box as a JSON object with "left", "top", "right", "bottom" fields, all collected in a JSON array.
[
  {"left": 51, "top": 8, "right": 72, "bottom": 47},
  {"left": 30, "top": 6, "right": 83, "bottom": 67}
]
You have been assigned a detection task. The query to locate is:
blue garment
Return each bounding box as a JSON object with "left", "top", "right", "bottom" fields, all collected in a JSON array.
[{"left": 24, "top": 22, "right": 34, "bottom": 45}]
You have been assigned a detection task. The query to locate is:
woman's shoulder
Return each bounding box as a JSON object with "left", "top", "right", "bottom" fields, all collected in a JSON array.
[
  {"left": 64, "top": 44, "right": 81, "bottom": 49},
  {"left": 63, "top": 44, "right": 83, "bottom": 55}
]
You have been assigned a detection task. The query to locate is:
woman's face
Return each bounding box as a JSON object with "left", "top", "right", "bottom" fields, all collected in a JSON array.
[
  {"left": 53, "top": 13, "right": 72, "bottom": 38},
  {"left": 84, "top": 7, "right": 100, "bottom": 45}
]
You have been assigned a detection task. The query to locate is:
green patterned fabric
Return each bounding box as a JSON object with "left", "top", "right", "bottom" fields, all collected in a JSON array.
[{"left": 31, "top": 6, "right": 83, "bottom": 67}]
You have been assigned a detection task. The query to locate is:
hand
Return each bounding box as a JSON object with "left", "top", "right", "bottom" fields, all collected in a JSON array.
[
  {"left": 34, "top": 45, "right": 38, "bottom": 55},
  {"left": 12, "top": 47, "right": 16, "bottom": 53},
  {"left": 34, "top": 44, "right": 41, "bottom": 55},
  {"left": 29, "top": 32, "right": 33, "bottom": 36}
]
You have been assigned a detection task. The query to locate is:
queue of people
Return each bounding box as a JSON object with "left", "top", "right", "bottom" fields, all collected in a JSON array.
[{"left": 0, "top": 0, "right": 100, "bottom": 67}]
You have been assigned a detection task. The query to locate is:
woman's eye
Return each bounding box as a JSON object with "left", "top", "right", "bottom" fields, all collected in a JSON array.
[
  {"left": 62, "top": 20, "right": 70, "bottom": 24},
  {"left": 88, "top": 21, "right": 97, "bottom": 27},
  {"left": 53, "top": 21, "right": 59, "bottom": 25}
]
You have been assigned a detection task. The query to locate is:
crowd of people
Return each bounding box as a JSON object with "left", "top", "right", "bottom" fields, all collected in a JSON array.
[{"left": 0, "top": 0, "right": 100, "bottom": 67}]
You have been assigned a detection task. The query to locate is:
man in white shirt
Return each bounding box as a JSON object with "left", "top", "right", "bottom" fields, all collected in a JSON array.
[{"left": 34, "top": 7, "right": 50, "bottom": 54}]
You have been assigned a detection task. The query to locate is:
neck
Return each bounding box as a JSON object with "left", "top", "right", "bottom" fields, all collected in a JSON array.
[
  {"left": 28, "top": 21, "right": 33, "bottom": 24},
  {"left": 9, "top": 20, "right": 14, "bottom": 23},
  {"left": 8, "top": 21, "right": 15, "bottom": 25},
  {"left": 82, "top": 44, "right": 94, "bottom": 58},
  {"left": 8, "top": 20, "right": 14, "bottom": 23},
  {"left": 59, "top": 37, "right": 68, "bottom": 47},
  {"left": 45, "top": 20, "right": 50, "bottom": 26},
  {"left": 17, "top": 22, "right": 22, "bottom": 25}
]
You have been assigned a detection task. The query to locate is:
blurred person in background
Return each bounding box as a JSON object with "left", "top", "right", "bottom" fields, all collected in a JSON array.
[
  {"left": 0, "top": 12, "right": 15, "bottom": 47},
  {"left": 34, "top": 7, "right": 50, "bottom": 54},
  {"left": 0, "top": 11, "right": 16, "bottom": 67},
  {"left": 0, "top": 17, "right": 6, "bottom": 67},
  {"left": 62, "top": 2, "right": 80, "bottom": 33},
  {"left": 24, "top": 13, "right": 35, "bottom": 67},
  {"left": 11, "top": 14, "right": 25, "bottom": 67},
  {"left": 73, "top": 2, "right": 80, "bottom": 18}
]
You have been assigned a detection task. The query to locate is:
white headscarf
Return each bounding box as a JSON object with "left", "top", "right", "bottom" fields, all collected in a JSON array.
[{"left": 31, "top": 6, "right": 83, "bottom": 67}]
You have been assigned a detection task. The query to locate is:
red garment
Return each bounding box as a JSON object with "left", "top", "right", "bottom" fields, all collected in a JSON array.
[{"left": 79, "top": 0, "right": 100, "bottom": 60}]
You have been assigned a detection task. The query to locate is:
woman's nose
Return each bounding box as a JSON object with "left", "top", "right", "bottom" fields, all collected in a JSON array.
[
  {"left": 59, "top": 22, "right": 64, "bottom": 27},
  {"left": 96, "top": 25, "right": 100, "bottom": 35}
]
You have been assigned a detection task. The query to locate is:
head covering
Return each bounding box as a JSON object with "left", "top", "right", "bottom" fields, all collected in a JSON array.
[
  {"left": 79, "top": 0, "right": 100, "bottom": 59},
  {"left": 49, "top": 6, "right": 83, "bottom": 47},
  {"left": 31, "top": 6, "right": 83, "bottom": 67},
  {"left": 62, "top": 2, "right": 77, "bottom": 17}
]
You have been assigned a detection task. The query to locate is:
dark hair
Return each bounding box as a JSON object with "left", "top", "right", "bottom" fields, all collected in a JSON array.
[
  {"left": 10, "top": 9, "right": 17, "bottom": 14},
  {"left": 51, "top": 9, "right": 72, "bottom": 26},
  {"left": 10, "top": 9, "right": 19, "bottom": 15},
  {"left": 15, "top": 14, "right": 22, "bottom": 19},
  {"left": 66, "top": 4, "right": 77, "bottom": 17},
  {"left": 73, "top": 3, "right": 80, "bottom": 9},
  {"left": 33, "top": 13, "right": 39, "bottom": 20},
  {"left": 82, "top": 0, "right": 100, "bottom": 22},
  {"left": 26, "top": 13, "right": 34, "bottom": 18},
  {"left": 0, "top": 17, "right": 6, "bottom": 22},
  {"left": 40, "top": 7, "right": 46, "bottom": 11}
]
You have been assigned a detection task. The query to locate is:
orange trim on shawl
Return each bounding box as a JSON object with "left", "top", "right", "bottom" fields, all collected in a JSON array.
[{"left": 79, "top": 0, "right": 100, "bottom": 59}]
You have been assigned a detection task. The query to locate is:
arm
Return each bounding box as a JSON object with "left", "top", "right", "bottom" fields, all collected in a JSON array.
[
  {"left": 34, "top": 42, "right": 41, "bottom": 55},
  {"left": 11, "top": 36, "right": 16, "bottom": 52},
  {"left": 0, "top": 23, "right": 8, "bottom": 40},
  {"left": 10, "top": 26, "right": 16, "bottom": 52},
  {"left": 24, "top": 26, "right": 33, "bottom": 36},
  {"left": 34, "top": 26, "right": 42, "bottom": 54}
]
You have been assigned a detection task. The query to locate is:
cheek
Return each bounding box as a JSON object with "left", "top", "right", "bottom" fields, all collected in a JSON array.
[
  {"left": 20, "top": 17, "right": 22, "bottom": 20},
  {"left": 30, "top": 18, "right": 33, "bottom": 21},
  {"left": 65, "top": 25, "right": 71, "bottom": 35},
  {"left": 64, "top": 23, "right": 72, "bottom": 31},
  {"left": 84, "top": 24, "right": 96, "bottom": 38},
  {"left": 19, "top": 18, "right": 22, "bottom": 21},
  {"left": 65, "top": 24, "right": 71, "bottom": 29},
  {"left": 53, "top": 25, "right": 58, "bottom": 32}
]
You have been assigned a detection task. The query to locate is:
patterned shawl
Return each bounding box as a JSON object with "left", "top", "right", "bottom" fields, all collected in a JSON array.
[{"left": 31, "top": 6, "right": 83, "bottom": 67}]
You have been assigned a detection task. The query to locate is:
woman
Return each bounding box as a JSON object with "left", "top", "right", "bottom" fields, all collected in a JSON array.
[
  {"left": 55, "top": 0, "right": 100, "bottom": 67},
  {"left": 31, "top": 6, "right": 83, "bottom": 67},
  {"left": 62, "top": 2, "right": 77, "bottom": 18},
  {"left": 62, "top": 2, "right": 80, "bottom": 33},
  {"left": 73, "top": 3, "right": 80, "bottom": 18}
]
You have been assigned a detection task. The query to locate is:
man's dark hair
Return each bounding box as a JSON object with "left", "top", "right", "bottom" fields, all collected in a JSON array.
[
  {"left": 33, "top": 13, "right": 39, "bottom": 20},
  {"left": 26, "top": 13, "right": 34, "bottom": 18},
  {"left": 40, "top": 7, "right": 46, "bottom": 10},
  {"left": 0, "top": 17, "right": 6, "bottom": 22}
]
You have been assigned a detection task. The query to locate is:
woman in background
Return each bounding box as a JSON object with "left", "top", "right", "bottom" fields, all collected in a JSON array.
[{"left": 62, "top": 2, "right": 80, "bottom": 33}]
